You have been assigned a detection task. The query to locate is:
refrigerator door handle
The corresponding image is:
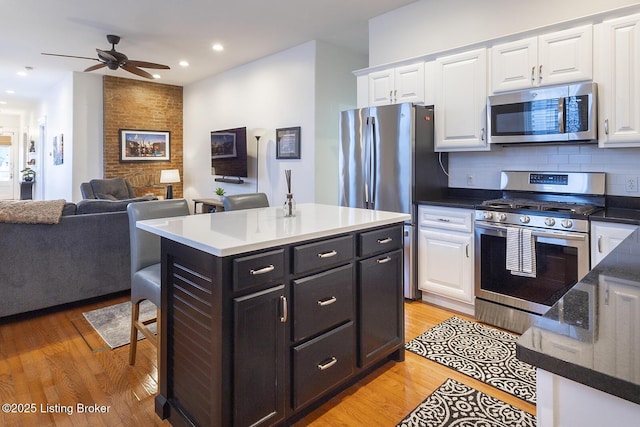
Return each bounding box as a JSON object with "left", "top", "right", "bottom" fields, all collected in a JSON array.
[{"left": 369, "top": 117, "right": 377, "bottom": 208}]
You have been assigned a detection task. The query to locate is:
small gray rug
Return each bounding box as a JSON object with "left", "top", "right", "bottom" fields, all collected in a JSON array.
[
  {"left": 83, "top": 300, "right": 157, "bottom": 349},
  {"left": 397, "top": 378, "right": 536, "bottom": 427}
]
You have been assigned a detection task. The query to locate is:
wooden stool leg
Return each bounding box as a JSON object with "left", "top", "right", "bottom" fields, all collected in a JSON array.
[{"left": 129, "top": 301, "right": 140, "bottom": 365}]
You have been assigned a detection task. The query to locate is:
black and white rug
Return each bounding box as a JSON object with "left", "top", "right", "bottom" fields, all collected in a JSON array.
[
  {"left": 397, "top": 378, "right": 536, "bottom": 427},
  {"left": 405, "top": 316, "right": 536, "bottom": 405},
  {"left": 83, "top": 300, "right": 157, "bottom": 349}
]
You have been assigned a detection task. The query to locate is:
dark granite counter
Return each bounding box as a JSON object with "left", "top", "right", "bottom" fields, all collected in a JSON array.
[
  {"left": 416, "top": 188, "right": 502, "bottom": 210},
  {"left": 517, "top": 229, "right": 640, "bottom": 405}
]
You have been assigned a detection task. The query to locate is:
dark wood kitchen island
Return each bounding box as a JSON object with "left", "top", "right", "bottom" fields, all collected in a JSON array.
[{"left": 137, "top": 203, "right": 410, "bottom": 427}]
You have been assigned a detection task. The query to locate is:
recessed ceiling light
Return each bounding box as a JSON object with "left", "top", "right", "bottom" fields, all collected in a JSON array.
[
  {"left": 17, "top": 71, "right": 27, "bottom": 77},
  {"left": 212, "top": 43, "right": 224, "bottom": 52},
  {"left": 0, "top": 101, "right": 7, "bottom": 105},
  {"left": 153, "top": 74, "right": 161, "bottom": 79},
  {"left": 179, "top": 60, "right": 189, "bottom": 67},
  {"left": 5, "top": 90, "right": 15, "bottom": 94}
]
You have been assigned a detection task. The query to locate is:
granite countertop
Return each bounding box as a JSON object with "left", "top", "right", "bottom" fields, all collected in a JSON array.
[
  {"left": 416, "top": 188, "right": 502, "bottom": 209},
  {"left": 517, "top": 229, "right": 640, "bottom": 405},
  {"left": 136, "top": 203, "right": 410, "bottom": 257}
]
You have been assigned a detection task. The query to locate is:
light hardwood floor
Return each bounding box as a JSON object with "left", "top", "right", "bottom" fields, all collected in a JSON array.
[{"left": 0, "top": 295, "right": 535, "bottom": 426}]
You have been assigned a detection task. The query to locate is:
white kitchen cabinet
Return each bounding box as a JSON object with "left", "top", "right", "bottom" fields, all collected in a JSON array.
[
  {"left": 434, "top": 48, "right": 488, "bottom": 152},
  {"left": 590, "top": 221, "right": 638, "bottom": 267},
  {"left": 368, "top": 62, "right": 425, "bottom": 106},
  {"left": 491, "top": 25, "right": 592, "bottom": 93},
  {"left": 417, "top": 205, "right": 474, "bottom": 314},
  {"left": 597, "top": 14, "right": 640, "bottom": 148}
]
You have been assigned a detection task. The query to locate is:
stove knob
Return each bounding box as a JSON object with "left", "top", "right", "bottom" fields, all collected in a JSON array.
[
  {"left": 544, "top": 218, "right": 556, "bottom": 227},
  {"left": 561, "top": 219, "right": 573, "bottom": 229},
  {"left": 496, "top": 213, "right": 507, "bottom": 222},
  {"left": 520, "top": 215, "right": 530, "bottom": 224},
  {"left": 483, "top": 211, "right": 494, "bottom": 220}
]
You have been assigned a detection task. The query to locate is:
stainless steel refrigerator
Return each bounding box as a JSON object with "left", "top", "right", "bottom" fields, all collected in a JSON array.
[{"left": 339, "top": 103, "right": 448, "bottom": 299}]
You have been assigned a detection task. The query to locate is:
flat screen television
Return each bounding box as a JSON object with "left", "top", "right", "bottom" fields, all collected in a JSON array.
[{"left": 211, "top": 127, "right": 247, "bottom": 180}]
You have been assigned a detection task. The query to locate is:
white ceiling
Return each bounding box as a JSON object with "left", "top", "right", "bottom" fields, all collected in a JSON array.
[{"left": 0, "top": 0, "right": 417, "bottom": 112}]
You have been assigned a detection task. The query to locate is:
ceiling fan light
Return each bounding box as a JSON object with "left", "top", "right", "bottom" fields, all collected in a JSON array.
[
  {"left": 152, "top": 74, "right": 161, "bottom": 79},
  {"left": 212, "top": 43, "right": 224, "bottom": 52},
  {"left": 179, "top": 60, "right": 189, "bottom": 67}
]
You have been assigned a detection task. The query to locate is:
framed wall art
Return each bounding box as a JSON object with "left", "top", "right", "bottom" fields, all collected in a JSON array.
[
  {"left": 276, "top": 126, "right": 301, "bottom": 159},
  {"left": 120, "top": 129, "right": 170, "bottom": 162}
]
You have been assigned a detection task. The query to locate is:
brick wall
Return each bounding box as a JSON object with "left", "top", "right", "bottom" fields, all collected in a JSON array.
[{"left": 103, "top": 76, "right": 183, "bottom": 198}]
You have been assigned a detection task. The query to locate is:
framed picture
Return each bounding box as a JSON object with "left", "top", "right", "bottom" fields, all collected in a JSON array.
[
  {"left": 120, "top": 129, "right": 170, "bottom": 162},
  {"left": 276, "top": 126, "right": 301, "bottom": 159},
  {"left": 210, "top": 131, "right": 238, "bottom": 159}
]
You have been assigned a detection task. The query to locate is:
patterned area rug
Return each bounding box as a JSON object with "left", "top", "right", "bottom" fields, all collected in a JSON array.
[
  {"left": 83, "top": 300, "right": 157, "bottom": 349},
  {"left": 397, "top": 378, "right": 536, "bottom": 427},
  {"left": 405, "top": 316, "right": 536, "bottom": 404}
]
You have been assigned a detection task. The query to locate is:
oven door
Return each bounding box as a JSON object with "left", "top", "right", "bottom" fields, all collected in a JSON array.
[{"left": 474, "top": 221, "right": 590, "bottom": 315}]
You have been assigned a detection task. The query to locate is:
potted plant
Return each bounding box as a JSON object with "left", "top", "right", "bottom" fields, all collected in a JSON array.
[
  {"left": 215, "top": 187, "right": 226, "bottom": 201},
  {"left": 21, "top": 167, "right": 36, "bottom": 182}
]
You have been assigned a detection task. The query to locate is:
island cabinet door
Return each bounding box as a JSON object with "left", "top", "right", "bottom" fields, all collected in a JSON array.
[
  {"left": 357, "top": 248, "right": 404, "bottom": 367},
  {"left": 233, "top": 284, "right": 287, "bottom": 427}
]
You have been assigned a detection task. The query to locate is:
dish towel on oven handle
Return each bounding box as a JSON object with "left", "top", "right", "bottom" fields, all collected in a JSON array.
[
  {"left": 520, "top": 228, "right": 537, "bottom": 277},
  {"left": 506, "top": 227, "right": 521, "bottom": 272}
]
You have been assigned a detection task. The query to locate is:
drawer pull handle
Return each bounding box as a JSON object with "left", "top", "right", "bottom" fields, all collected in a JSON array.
[
  {"left": 317, "top": 357, "right": 338, "bottom": 371},
  {"left": 250, "top": 264, "right": 275, "bottom": 275},
  {"left": 377, "top": 237, "right": 393, "bottom": 244},
  {"left": 317, "top": 296, "right": 337, "bottom": 307},
  {"left": 317, "top": 250, "right": 337, "bottom": 259},
  {"left": 438, "top": 218, "right": 451, "bottom": 222},
  {"left": 280, "top": 296, "right": 288, "bottom": 323},
  {"left": 377, "top": 256, "right": 392, "bottom": 264}
]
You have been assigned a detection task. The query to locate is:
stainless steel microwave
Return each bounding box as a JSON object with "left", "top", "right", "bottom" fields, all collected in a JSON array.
[{"left": 487, "top": 82, "right": 597, "bottom": 144}]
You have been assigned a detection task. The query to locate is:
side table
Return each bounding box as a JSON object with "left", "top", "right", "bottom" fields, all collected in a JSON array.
[{"left": 193, "top": 198, "right": 225, "bottom": 214}]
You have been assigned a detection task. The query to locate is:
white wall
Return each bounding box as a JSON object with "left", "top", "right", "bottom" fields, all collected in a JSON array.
[
  {"left": 184, "top": 40, "right": 364, "bottom": 208},
  {"left": 369, "top": 0, "right": 640, "bottom": 196},
  {"left": 369, "top": 0, "right": 640, "bottom": 67}
]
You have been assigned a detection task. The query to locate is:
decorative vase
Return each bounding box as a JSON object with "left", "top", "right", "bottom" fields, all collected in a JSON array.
[{"left": 283, "top": 193, "right": 296, "bottom": 217}]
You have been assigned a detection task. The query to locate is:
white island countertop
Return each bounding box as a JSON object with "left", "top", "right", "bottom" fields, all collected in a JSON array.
[{"left": 137, "top": 203, "right": 410, "bottom": 257}]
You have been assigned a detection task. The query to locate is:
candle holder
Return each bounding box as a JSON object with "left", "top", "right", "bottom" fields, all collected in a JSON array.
[{"left": 283, "top": 169, "right": 296, "bottom": 217}]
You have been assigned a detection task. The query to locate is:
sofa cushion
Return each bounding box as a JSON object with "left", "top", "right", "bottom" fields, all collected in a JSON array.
[
  {"left": 89, "top": 178, "right": 134, "bottom": 200},
  {"left": 76, "top": 197, "right": 155, "bottom": 214},
  {"left": 96, "top": 193, "right": 118, "bottom": 201},
  {"left": 61, "top": 202, "right": 77, "bottom": 216}
]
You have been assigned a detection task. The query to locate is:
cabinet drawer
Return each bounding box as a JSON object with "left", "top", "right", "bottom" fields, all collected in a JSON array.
[
  {"left": 292, "top": 321, "right": 355, "bottom": 409},
  {"left": 292, "top": 264, "right": 354, "bottom": 342},
  {"left": 417, "top": 205, "right": 473, "bottom": 233},
  {"left": 359, "top": 225, "right": 403, "bottom": 258},
  {"left": 233, "top": 249, "right": 285, "bottom": 292},
  {"left": 293, "top": 235, "right": 354, "bottom": 275}
]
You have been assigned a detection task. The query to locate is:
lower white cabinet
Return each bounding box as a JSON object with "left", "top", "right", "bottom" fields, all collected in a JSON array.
[
  {"left": 590, "top": 221, "right": 638, "bottom": 267},
  {"left": 417, "top": 205, "right": 474, "bottom": 313}
]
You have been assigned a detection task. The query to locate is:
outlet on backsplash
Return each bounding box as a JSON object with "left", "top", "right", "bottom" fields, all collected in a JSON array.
[
  {"left": 466, "top": 174, "right": 474, "bottom": 186},
  {"left": 625, "top": 176, "right": 638, "bottom": 193}
]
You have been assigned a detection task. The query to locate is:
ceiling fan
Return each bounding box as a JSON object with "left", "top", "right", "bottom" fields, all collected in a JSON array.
[{"left": 42, "top": 34, "right": 170, "bottom": 79}]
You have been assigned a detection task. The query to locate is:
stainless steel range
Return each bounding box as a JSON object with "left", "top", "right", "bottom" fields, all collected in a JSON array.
[{"left": 474, "top": 171, "right": 605, "bottom": 333}]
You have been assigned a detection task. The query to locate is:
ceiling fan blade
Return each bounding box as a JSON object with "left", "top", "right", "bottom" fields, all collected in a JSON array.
[
  {"left": 96, "top": 48, "right": 118, "bottom": 62},
  {"left": 121, "top": 63, "right": 154, "bottom": 79},
  {"left": 126, "top": 60, "right": 170, "bottom": 70},
  {"left": 41, "top": 52, "right": 100, "bottom": 61},
  {"left": 84, "top": 63, "right": 107, "bottom": 72}
]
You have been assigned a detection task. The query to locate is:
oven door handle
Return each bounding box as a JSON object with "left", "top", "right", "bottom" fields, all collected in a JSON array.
[{"left": 475, "top": 221, "right": 588, "bottom": 241}]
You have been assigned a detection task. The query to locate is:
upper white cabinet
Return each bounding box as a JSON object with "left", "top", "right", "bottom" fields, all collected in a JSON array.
[
  {"left": 491, "top": 25, "right": 593, "bottom": 93},
  {"left": 597, "top": 14, "right": 640, "bottom": 148},
  {"left": 434, "top": 48, "right": 489, "bottom": 152},
  {"left": 368, "top": 62, "right": 425, "bottom": 106}
]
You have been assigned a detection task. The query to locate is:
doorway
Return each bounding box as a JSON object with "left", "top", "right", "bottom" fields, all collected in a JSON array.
[{"left": 0, "top": 135, "right": 15, "bottom": 200}]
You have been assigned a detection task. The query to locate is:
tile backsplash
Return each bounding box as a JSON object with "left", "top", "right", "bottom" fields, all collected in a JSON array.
[{"left": 448, "top": 144, "right": 640, "bottom": 197}]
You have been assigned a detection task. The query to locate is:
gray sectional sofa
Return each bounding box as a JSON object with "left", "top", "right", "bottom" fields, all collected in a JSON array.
[{"left": 0, "top": 202, "right": 132, "bottom": 318}]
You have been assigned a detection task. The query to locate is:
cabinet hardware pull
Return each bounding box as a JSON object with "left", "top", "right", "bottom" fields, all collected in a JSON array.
[
  {"left": 317, "top": 357, "right": 338, "bottom": 371},
  {"left": 318, "top": 296, "right": 337, "bottom": 306},
  {"left": 604, "top": 119, "right": 609, "bottom": 135},
  {"left": 480, "top": 127, "right": 485, "bottom": 141},
  {"left": 280, "top": 296, "right": 288, "bottom": 323},
  {"left": 317, "top": 250, "right": 337, "bottom": 259},
  {"left": 438, "top": 218, "right": 450, "bottom": 222},
  {"left": 539, "top": 65, "right": 543, "bottom": 82},
  {"left": 377, "top": 256, "right": 392, "bottom": 264},
  {"left": 377, "top": 237, "right": 392, "bottom": 244},
  {"left": 597, "top": 235, "right": 603, "bottom": 253},
  {"left": 531, "top": 66, "right": 535, "bottom": 83},
  {"left": 250, "top": 264, "right": 275, "bottom": 275},
  {"left": 466, "top": 244, "right": 470, "bottom": 258}
]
